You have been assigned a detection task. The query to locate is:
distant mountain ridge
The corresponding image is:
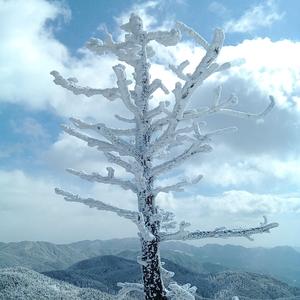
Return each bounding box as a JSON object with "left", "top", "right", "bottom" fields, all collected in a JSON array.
[
  {"left": 1, "top": 238, "right": 300, "bottom": 287},
  {"left": 43, "top": 254, "right": 300, "bottom": 300}
]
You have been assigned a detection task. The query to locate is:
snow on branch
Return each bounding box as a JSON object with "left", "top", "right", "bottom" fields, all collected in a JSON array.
[
  {"left": 104, "top": 152, "right": 140, "bottom": 175},
  {"left": 151, "top": 142, "right": 212, "bottom": 177},
  {"left": 55, "top": 188, "right": 138, "bottom": 221},
  {"left": 149, "top": 79, "right": 169, "bottom": 95},
  {"left": 86, "top": 29, "right": 141, "bottom": 66},
  {"left": 169, "top": 60, "right": 190, "bottom": 81},
  {"left": 147, "top": 28, "right": 181, "bottom": 46},
  {"left": 115, "top": 114, "right": 136, "bottom": 123},
  {"left": 153, "top": 175, "right": 203, "bottom": 195},
  {"left": 69, "top": 119, "right": 137, "bottom": 157},
  {"left": 160, "top": 216, "right": 279, "bottom": 242},
  {"left": 66, "top": 168, "right": 138, "bottom": 193},
  {"left": 70, "top": 117, "right": 135, "bottom": 136},
  {"left": 167, "top": 282, "right": 197, "bottom": 300},
  {"left": 50, "top": 71, "right": 119, "bottom": 100},
  {"left": 176, "top": 21, "right": 209, "bottom": 50},
  {"left": 160, "top": 262, "right": 175, "bottom": 281},
  {"left": 215, "top": 95, "right": 275, "bottom": 120},
  {"left": 192, "top": 122, "right": 238, "bottom": 142},
  {"left": 179, "top": 28, "right": 224, "bottom": 101},
  {"left": 113, "top": 64, "right": 140, "bottom": 118},
  {"left": 117, "top": 282, "right": 144, "bottom": 300},
  {"left": 62, "top": 125, "right": 135, "bottom": 157}
]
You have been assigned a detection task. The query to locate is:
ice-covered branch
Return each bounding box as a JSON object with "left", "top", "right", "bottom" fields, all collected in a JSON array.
[
  {"left": 149, "top": 79, "right": 169, "bottom": 95},
  {"left": 55, "top": 188, "right": 138, "bottom": 221},
  {"left": 215, "top": 95, "right": 275, "bottom": 120},
  {"left": 176, "top": 21, "right": 209, "bottom": 50},
  {"left": 113, "top": 64, "right": 140, "bottom": 118},
  {"left": 160, "top": 216, "right": 279, "bottom": 242},
  {"left": 70, "top": 118, "right": 137, "bottom": 157},
  {"left": 180, "top": 28, "right": 224, "bottom": 101},
  {"left": 66, "top": 168, "right": 138, "bottom": 193},
  {"left": 146, "top": 101, "right": 170, "bottom": 120},
  {"left": 151, "top": 142, "right": 212, "bottom": 176},
  {"left": 153, "top": 175, "right": 203, "bottom": 195},
  {"left": 62, "top": 125, "right": 136, "bottom": 157},
  {"left": 70, "top": 117, "right": 135, "bottom": 136},
  {"left": 86, "top": 32, "right": 141, "bottom": 66},
  {"left": 115, "top": 114, "right": 136, "bottom": 123},
  {"left": 169, "top": 60, "right": 190, "bottom": 80},
  {"left": 62, "top": 125, "right": 131, "bottom": 155},
  {"left": 117, "top": 282, "right": 144, "bottom": 300},
  {"left": 147, "top": 28, "right": 181, "bottom": 46},
  {"left": 104, "top": 152, "right": 140, "bottom": 175},
  {"left": 50, "top": 71, "right": 119, "bottom": 100},
  {"left": 167, "top": 282, "right": 197, "bottom": 300},
  {"left": 192, "top": 122, "right": 237, "bottom": 142}
]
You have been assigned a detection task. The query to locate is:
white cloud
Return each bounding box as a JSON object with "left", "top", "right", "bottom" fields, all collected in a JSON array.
[
  {"left": 1, "top": 0, "right": 300, "bottom": 246},
  {"left": 0, "top": 0, "right": 124, "bottom": 122},
  {"left": 224, "top": 0, "right": 284, "bottom": 33},
  {"left": 159, "top": 190, "right": 300, "bottom": 218},
  {"left": 208, "top": 1, "right": 229, "bottom": 17},
  {"left": 157, "top": 190, "right": 300, "bottom": 247}
]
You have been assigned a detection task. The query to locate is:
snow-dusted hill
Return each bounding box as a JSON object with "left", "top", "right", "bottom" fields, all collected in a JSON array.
[
  {"left": 0, "top": 267, "right": 115, "bottom": 300},
  {"left": 44, "top": 255, "right": 300, "bottom": 300}
]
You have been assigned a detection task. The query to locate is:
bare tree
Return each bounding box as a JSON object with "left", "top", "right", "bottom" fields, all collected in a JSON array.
[{"left": 51, "top": 14, "right": 278, "bottom": 300}]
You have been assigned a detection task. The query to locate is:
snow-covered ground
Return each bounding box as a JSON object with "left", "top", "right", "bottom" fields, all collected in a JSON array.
[{"left": 0, "top": 267, "right": 115, "bottom": 300}]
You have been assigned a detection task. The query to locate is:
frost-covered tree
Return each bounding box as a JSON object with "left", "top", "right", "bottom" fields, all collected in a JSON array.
[{"left": 51, "top": 14, "right": 278, "bottom": 300}]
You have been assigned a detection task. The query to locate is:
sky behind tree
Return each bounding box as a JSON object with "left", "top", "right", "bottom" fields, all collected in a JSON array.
[{"left": 0, "top": 0, "right": 300, "bottom": 247}]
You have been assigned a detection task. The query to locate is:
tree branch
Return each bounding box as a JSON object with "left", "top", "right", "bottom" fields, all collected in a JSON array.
[
  {"left": 149, "top": 79, "right": 169, "bottom": 95},
  {"left": 160, "top": 216, "right": 279, "bottom": 242},
  {"left": 176, "top": 21, "right": 209, "bottom": 50},
  {"left": 113, "top": 64, "right": 140, "bottom": 118},
  {"left": 55, "top": 188, "right": 138, "bottom": 221},
  {"left": 104, "top": 152, "right": 140, "bottom": 175},
  {"left": 117, "top": 282, "right": 144, "bottom": 300},
  {"left": 62, "top": 125, "right": 134, "bottom": 157},
  {"left": 66, "top": 168, "right": 138, "bottom": 193},
  {"left": 151, "top": 142, "right": 212, "bottom": 177},
  {"left": 153, "top": 175, "right": 203, "bottom": 195},
  {"left": 169, "top": 60, "right": 190, "bottom": 81},
  {"left": 50, "top": 71, "right": 119, "bottom": 100},
  {"left": 70, "top": 117, "right": 135, "bottom": 136},
  {"left": 147, "top": 28, "right": 181, "bottom": 46}
]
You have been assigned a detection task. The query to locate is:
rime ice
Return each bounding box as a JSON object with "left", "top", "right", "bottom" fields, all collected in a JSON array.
[{"left": 51, "top": 13, "right": 278, "bottom": 300}]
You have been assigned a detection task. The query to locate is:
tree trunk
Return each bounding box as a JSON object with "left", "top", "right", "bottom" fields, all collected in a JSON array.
[
  {"left": 139, "top": 192, "right": 167, "bottom": 300},
  {"left": 142, "top": 239, "right": 167, "bottom": 300}
]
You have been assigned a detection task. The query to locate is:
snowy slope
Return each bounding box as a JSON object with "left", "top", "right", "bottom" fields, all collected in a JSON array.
[{"left": 0, "top": 267, "right": 115, "bottom": 300}]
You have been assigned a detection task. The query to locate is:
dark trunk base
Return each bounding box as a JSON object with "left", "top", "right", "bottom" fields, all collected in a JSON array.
[{"left": 142, "top": 239, "right": 167, "bottom": 300}]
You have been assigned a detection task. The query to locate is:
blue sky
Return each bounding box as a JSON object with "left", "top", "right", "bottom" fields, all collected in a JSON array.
[{"left": 1, "top": 0, "right": 300, "bottom": 246}]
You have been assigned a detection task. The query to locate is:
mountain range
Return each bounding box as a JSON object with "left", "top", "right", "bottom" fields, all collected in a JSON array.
[
  {"left": 1, "top": 238, "right": 299, "bottom": 288},
  {"left": 43, "top": 254, "right": 300, "bottom": 300}
]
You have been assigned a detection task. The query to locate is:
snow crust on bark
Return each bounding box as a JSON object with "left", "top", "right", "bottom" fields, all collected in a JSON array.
[{"left": 51, "top": 13, "right": 278, "bottom": 300}]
